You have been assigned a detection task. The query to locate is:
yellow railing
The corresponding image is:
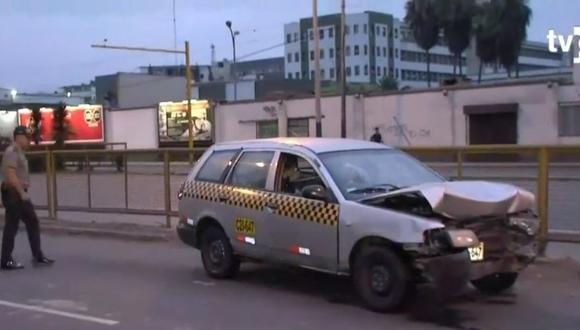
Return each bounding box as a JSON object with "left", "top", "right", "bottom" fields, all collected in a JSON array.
[{"left": 4, "top": 145, "right": 580, "bottom": 248}]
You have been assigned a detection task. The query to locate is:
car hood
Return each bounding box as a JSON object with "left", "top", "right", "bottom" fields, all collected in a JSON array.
[{"left": 362, "top": 181, "right": 535, "bottom": 219}]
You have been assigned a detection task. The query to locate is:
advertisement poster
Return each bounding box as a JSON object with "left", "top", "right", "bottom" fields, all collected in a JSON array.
[
  {"left": 17, "top": 105, "right": 104, "bottom": 144},
  {"left": 158, "top": 100, "right": 212, "bottom": 142}
]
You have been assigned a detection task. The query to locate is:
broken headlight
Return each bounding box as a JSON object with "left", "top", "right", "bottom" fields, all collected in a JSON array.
[
  {"left": 509, "top": 216, "right": 539, "bottom": 236},
  {"left": 423, "top": 228, "right": 479, "bottom": 250}
]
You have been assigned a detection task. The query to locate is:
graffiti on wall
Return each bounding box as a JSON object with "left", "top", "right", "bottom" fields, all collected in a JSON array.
[{"left": 385, "top": 123, "right": 431, "bottom": 139}]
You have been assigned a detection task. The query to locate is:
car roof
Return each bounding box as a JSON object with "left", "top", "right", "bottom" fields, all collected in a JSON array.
[{"left": 213, "top": 138, "right": 393, "bottom": 154}]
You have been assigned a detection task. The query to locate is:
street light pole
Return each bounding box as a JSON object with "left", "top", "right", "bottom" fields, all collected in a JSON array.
[
  {"left": 91, "top": 43, "right": 195, "bottom": 160},
  {"left": 313, "top": 0, "right": 322, "bottom": 137},
  {"left": 226, "top": 21, "right": 238, "bottom": 101}
]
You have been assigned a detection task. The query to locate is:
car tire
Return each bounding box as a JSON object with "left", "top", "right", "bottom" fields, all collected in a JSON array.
[
  {"left": 200, "top": 226, "right": 240, "bottom": 279},
  {"left": 471, "top": 272, "right": 518, "bottom": 294},
  {"left": 352, "top": 246, "right": 412, "bottom": 313}
]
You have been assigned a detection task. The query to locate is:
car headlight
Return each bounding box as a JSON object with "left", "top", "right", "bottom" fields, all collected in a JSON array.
[
  {"left": 509, "top": 216, "right": 539, "bottom": 236},
  {"left": 447, "top": 229, "right": 479, "bottom": 248}
]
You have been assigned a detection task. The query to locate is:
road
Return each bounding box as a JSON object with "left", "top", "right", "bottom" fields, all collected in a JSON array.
[{"left": 0, "top": 234, "right": 579, "bottom": 330}]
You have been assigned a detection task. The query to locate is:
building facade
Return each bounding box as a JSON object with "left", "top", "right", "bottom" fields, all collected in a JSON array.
[{"left": 284, "top": 11, "right": 466, "bottom": 88}]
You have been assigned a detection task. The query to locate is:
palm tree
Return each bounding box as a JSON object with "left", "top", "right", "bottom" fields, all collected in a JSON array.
[
  {"left": 405, "top": 0, "right": 441, "bottom": 87},
  {"left": 473, "top": 0, "right": 502, "bottom": 83},
  {"left": 437, "top": 0, "right": 476, "bottom": 77},
  {"left": 496, "top": 0, "right": 532, "bottom": 77}
]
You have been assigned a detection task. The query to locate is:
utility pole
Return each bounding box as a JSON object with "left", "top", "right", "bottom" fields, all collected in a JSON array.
[
  {"left": 313, "top": 0, "right": 322, "bottom": 137},
  {"left": 91, "top": 42, "right": 195, "bottom": 160},
  {"left": 226, "top": 21, "right": 239, "bottom": 101},
  {"left": 340, "top": 0, "right": 347, "bottom": 138}
]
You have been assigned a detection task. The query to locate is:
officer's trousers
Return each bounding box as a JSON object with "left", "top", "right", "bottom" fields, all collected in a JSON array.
[{"left": 1, "top": 185, "right": 43, "bottom": 264}]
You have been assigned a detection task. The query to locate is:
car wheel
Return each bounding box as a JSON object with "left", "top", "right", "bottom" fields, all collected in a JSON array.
[
  {"left": 352, "top": 246, "right": 412, "bottom": 312},
  {"left": 471, "top": 272, "right": 518, "bottom": 294},
  {"left": 200, "top": 226, "right": 240, "bottom": 279}
]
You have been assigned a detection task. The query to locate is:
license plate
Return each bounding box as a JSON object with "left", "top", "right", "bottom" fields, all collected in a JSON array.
[
  {"left": 235, "top": 218, "right": 256, "bottom": 235},
  {"left": 468, "top": 242, "right": 485, "bottom": 262}
]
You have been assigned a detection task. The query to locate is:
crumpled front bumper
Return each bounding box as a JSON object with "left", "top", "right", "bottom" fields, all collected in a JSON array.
[
  {"left": 469, "top": 236, "right": 538, "bottom": 280},
  {"left": 414, "top": 251, "right": 472, "bottom": 295}
]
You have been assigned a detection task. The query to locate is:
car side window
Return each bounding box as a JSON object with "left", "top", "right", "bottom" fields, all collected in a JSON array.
[
  {"left": 275, "top": 153, "right": 325, "bottom": 197},
  {"left": 195, "top": 150, "right": 238, "bottom": 183},
  {"left": 229, "top": 151, "right": 274, "bottom": 189}
]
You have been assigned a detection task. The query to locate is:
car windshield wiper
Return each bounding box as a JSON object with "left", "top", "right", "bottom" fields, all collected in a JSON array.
[{"left": 347, "top": 183, "right": 402, "bottom": 194}]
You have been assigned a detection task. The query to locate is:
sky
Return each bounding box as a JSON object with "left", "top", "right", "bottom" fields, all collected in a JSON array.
[{"left": 1, "top": 0, "right": 579, "bottom": 92}]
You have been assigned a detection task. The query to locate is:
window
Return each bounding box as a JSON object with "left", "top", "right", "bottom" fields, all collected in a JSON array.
[
  {"left": 395, "top": 49, "right": 399, "bottom": 58},
  {"left": 383, "top": 47, "right": 387, "bottom": 57},
  {"left": 364, "top": 45, "right": 368, "bottom": 55},
  {"left": 388, "top": 68, "right": 392, "bottom": 77},
  {"left": 276, "top": 153, "right": 325, "bottom": 197},
  {"left": 329, "top": 27, "right": 334, "bottom": 38},
  {"left": 309, "top": 30, "right": 314, "bottom": 40},
  {"left": 354, "top": 45, "right": 360, "bottom": 55},
  {"left": 363, "top": 24, "right": 368, "bottom": 34},
  {"left": 377, "top": 66, "right": 381, "bottom": 76},
  {"left": 346, "top": 46, "right": 351, "bottom": 56},
  {"left": 559, "top": 104, "right": 580, "bottom": 136},
  {"left": 286, "top": 34, "right": 291, "bottom": 43},
  {"left": 196, "top": 150, "right": 238, "bottom": 183},
  {"left": 376, "top": 25, "right": 380, "bottom": 35},
  {"left": 395, "top": 28, "right": 399, "bottom": 39},
  {"left": 310, "top": 51, "right": 314, "bottom": 60},
  {"left": 311, "top": 70, "right": 315, "bottom": 79},
  {"left": 230, "top": 151, "right": 274, "bottom": 190},
  {"left": 346, "top": 66, "right": 352, "bottom": 77},
  {"left": 287, "top": 53, "right": 292, "bottom": 63},
  {"left": 354, "top": 65, "right": 360, "bottom": 76},
  {"left": 288, "top": 72, "right": 293, "bottom": 79},
  {"left": 302, "top": 52, "right": 307, "bottom": 62},
  {"left": 288, "top": 118, "right": 309, "bottom": 137},
  {"left": 370, "top": 24, "right": 374, "bottom": 35},
  {"left": 364, "top": 65, "right": 368, "bottom": 75},
  {"left": 321, "top": 69, "right": 325, "bottom": 79},
  {"left": 353, "top": 24, "right": 359, "bottom": 34},
  {"left": 330, "top": 68, "right": 335, "bottom": 79},
  {"left": 294, "top": 52, "right": 299, "bottom": 62},
  {"left": 320, "top": 49, "right": 324, "bottom": 59},
  {"left": 329, "top": 48, "right": 335, "bottom": 58},
  {"left": 293, "top": 32, "right": 298, "bottom": 42},
  {"left": 256, "top": 120, "right": 278, "bottom": 138},
  {"left": 302, "top": 71, "right": 307, "bottom": 78},
  {"left": 382, "top": 27, "right": 386, "bottom": 37},
  {"left": 345, "top": 25, "right": 350, "bottom": 34},
  {"left": 371, "top": 66, "right": 376, "bottom": 75},
  {"left": 296, "top": 72, "right": 301, "bottom": 79},
  {"left": 377, "top": 46, "right": 381, "bottom": 57},
  {"left": 396, "top": 69, "right": 399, "bottom": 78},
  {"left": 320, "top": 28, "right": 324, "bottom": 39}
]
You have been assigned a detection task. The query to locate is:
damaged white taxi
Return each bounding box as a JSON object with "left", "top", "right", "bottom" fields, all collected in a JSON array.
[{"left": 177, "top": 138, "right": 538, "bottom": 312}]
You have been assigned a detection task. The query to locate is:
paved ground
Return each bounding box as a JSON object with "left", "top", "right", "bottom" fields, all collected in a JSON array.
[
  {"left": 0, "top": 234, "right": 579, "bottom": 330},
  {"left": 26, "top": 163, "right": 580, "bottom": 231}
]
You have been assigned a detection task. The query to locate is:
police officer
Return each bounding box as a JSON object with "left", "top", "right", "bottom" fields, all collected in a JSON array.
[{"left": 1, "top": 126, "right": 53, "bottom": 270}]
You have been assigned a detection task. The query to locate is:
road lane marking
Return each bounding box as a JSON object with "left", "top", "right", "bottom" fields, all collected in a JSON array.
[
  {"left": 0, "top": 300, "right": 119, "bottom": 326},
  {"left": 193, "top": 280, "right": 215, "bottom": 286}
]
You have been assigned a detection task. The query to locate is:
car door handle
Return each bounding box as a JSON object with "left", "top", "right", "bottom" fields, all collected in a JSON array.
[{"left": 266, "top": 202, "right": 279, "bottom": 210}]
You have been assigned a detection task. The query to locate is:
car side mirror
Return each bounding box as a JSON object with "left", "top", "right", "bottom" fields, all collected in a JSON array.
[{"left": 302, "top": 184, "right": 328, "bottom": 201}]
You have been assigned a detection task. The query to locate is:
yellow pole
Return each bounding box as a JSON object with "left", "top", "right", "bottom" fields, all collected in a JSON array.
[
  {"left": 537, "top": 147, "right": 549, "bottom": 255},
  {"left": 163, "top": 151, "right": 172, "bottom": 228},
  {"left": 456, "top": 149, "right": 464, "bottom": 180},
  {"left": 45, "top": 151, "right": 54, "bottom": 219},
  {"left": 185, "top": 41, "right": 194, "bottom": 163}
]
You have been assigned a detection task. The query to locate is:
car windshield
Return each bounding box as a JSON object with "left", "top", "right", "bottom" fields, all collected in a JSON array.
[{"left": 319, "top": 149, "right": 444, "bottom": 200}]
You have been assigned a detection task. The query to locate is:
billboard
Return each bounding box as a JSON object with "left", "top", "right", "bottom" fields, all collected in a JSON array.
[
  {"left": 17, "top": 105, "right": 104, "bottom": 144},
  {"left": 158, "top": 100, "right": 212, "bottom": 143}
]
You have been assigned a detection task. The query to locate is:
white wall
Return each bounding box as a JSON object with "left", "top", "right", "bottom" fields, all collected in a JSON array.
[
  {"left": 105, "top": 107, "right": 158, "bottom": 149},
  {"left": 215, "top": 78, "right": 580, "bottom": 147}
]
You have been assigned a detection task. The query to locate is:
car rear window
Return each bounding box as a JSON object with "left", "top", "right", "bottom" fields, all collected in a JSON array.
[
  {"left": 195, "top": 150, "right": 238, "bottom": 183},
  {"left": 229, "top": 151, "right": 274, "bottom": 190}
]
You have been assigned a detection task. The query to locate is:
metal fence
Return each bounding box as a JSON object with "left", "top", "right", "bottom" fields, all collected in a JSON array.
[{"left": 8, "top": 145, "right": 580, "bottom": 246}]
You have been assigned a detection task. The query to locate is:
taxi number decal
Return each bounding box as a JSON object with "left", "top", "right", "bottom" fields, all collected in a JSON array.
[{"left": 235, "top": 218, "right": 256, "bottom": 235}]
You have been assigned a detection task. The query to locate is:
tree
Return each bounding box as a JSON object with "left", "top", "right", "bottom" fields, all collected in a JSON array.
[
  {"left": 473, "top": 0, "right": 502, "bottom": 83},
  {"left": 30, "top": 106, "right": 42, "bottom": 145},
  {"left": 378, "top": 76, "right": 399, "bottom": 91},
  {"left": 496, "top": 0, "right": 531, "bottom": 77},
  {"left": 437, "top": 0, "right": 476, "bottom": 77},
  {"left": 405, "top": 0, "right": 441, "bottom": 87}
]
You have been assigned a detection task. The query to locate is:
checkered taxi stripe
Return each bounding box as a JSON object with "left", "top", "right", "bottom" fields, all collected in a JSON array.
[{"left": 182, "top": 181, "right": 339, "bottom": 226}]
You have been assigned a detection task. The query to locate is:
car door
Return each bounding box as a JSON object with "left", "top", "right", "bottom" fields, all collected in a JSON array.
[
  {"left": 264, "top": 151, "right": 340, "bottom": 272},
  {"left": 223, "top": 149, "right": 277, "bottom": 260}
]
